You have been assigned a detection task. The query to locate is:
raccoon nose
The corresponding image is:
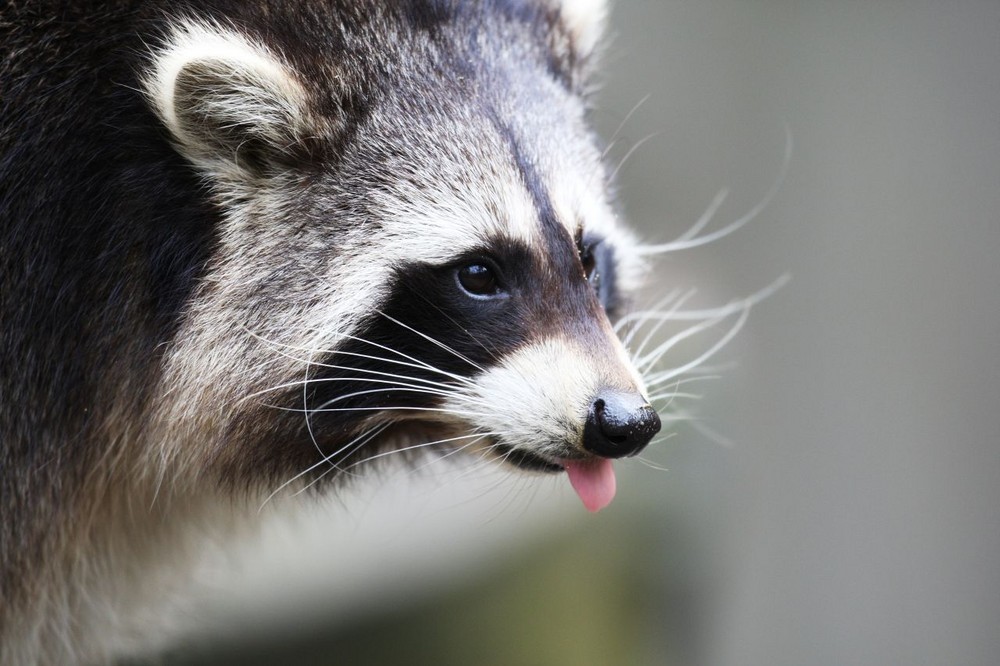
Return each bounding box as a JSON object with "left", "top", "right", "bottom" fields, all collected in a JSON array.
[{"left": 582, "top": 390, "right": 661, "bottom": 459}]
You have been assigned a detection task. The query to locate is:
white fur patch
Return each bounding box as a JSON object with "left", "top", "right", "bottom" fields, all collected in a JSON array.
[{"left": 363, "top": 114, "right": 544, "bottom": 259}]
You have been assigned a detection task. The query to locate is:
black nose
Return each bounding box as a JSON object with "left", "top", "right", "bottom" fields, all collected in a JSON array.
[{"left": 582, "top": 390, "right": 661, "bottom": 459}]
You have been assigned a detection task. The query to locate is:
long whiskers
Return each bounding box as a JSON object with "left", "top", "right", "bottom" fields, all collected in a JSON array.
[
  {"left": 258, "top": 421, "right": 391, "bottom": 512},
  {"left": 302, "top": 344, "right": 325, "bottom": 463},
  {"left": 345, "top": 431, "right": 502, "bottom": 473},
  {"left": 602, "top": 93, "right": 652, "bottom": 159},
  {"left": 249, "top": 376, "right": 488, "bottom": 407},
  {"left": 635, "top": 125, "right": 792, "bottom": 256},
  {"left": 629, "top": 289, "right": 698, "bottom": 361},
  {"left": 608, "top": 131, "right": 662, "bottom": 184},
  {"left": 241, "top": 319, "right": 497, "bottom": 492},
  {"left": 272, "top": 402, "right": 487, "bottom": 420},
  {"left": 399, "top": 293, "right": 503, "bottom": 365},
  {"left": 643, "top": 307, "right": 750, "bottom": 390},
  {"left": 629, "top": 275, "right": 789, "bottom": 375},
  {"left": 299, "top": 431, "right": 495, "bottom": 496},
  {"left": 375, "top": 310, "right": 486, "bottom": 373},
  {"left": 626, "top": 273, "right": 788, "bottom": 456},
  {"left": 243, "top": 327, "right": 478, "bottom": 389}
]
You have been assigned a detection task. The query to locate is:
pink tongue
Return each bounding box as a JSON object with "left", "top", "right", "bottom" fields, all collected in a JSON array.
[{"left": 564, "top": 458, "right": 617, "bottom": 512}]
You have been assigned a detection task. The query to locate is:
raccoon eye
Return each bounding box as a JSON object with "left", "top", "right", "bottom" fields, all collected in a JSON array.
[
  {"left": 580, "top": 244, "right": 597, "bottom": 282},
  {"left": 457, "top": 263, "right": 500, "bottom": 297}
]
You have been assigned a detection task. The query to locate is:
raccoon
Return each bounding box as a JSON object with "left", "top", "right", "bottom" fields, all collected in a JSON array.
[{"left": 0, "top": 0, "right": 675, "bottom": 662}]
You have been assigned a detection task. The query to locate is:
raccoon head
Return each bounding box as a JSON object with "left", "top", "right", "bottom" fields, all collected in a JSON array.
[{"left": 144, "top": 1, "right": 657, "bottom": 511}]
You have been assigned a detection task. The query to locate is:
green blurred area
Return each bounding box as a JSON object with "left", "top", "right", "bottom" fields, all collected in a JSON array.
[{"left": 140, "top": 513, "right": 695, "bottom": 666}]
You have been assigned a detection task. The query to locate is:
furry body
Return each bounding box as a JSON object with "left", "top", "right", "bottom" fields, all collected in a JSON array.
[{"left": 1, "top": 1, "right": 659, "bottom": 662}]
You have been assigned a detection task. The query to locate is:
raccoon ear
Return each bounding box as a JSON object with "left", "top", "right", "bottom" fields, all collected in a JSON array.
[
  {"left": 554, "top": 0, "right": 609, "bottom": 61},
  {"left": 145, "top": 22, "right": 319, "bottom": 179}
]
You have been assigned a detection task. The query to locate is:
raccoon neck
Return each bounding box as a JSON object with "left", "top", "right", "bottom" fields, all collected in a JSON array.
[{"left": 0, "top": 461, "right": 247, "bottom": 665}]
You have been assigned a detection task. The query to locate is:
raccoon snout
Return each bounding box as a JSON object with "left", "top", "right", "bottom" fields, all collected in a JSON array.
[{"left": 582, "top": 391, "right": 661, "bottom": 459}]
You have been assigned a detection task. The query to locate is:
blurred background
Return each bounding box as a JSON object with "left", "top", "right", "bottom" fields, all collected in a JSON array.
[{"left": 143, "top": 1, "right": 1000, "bottom": 664}]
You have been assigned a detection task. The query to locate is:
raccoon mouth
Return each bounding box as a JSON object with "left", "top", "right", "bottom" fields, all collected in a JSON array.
[
  {"left": 492, "top": 443, "right": 564, "bottom": 474},
  {"left": 492, "top": 443, "right": 618, "bottom": 513},
  {"left": 378, "top": 421, "right": 620, "bottom": 513}
]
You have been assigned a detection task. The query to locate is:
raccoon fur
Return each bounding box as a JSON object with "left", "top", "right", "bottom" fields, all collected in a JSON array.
[{"left": 1, "top": 0, "right": 669, "bottom": 662}]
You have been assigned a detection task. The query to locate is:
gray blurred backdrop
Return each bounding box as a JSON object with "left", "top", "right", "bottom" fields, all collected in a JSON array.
[{"left": 153, "top": 2, "right": 1000, "bottom": 665}]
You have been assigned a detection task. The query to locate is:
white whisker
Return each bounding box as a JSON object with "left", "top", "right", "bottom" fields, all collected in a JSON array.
[
  {"left": 407, "top": 434, "right": 496, "bottom": 475},
  {"left": 609, "top": 131, "right": 662, "bottom": 183},
  {"left": 257, "top": 422, "right": 390, "bottom": 512},
  {"left": 687, "top": 419, "right": 735, "bottom": 448},
  {"left": 616, "top": 288, "right": 682, "bottom": 332},
  {"left": 636, "top": 126, "right": 792, "bottom": 256},
  {"left": 673, "top": 188, "right": 729, "bottom": 242},
  {"left": 309, "top": 384, "right": 484, "bottom": 412},
  {"left": 243, "top": 361, "right": 472, "bottom": 402},
  {"left": 243, "top": 326, "right": 479, "bottom": 388},
  {"left": 303, "top": 345, "right": 325, "bottom": 463},
  {"left": 631, "top": 289, "right": 698, "bottom": 361},
  {"left": 281, "top": 404, "right": 487, "bottom": 419},
  {"left": 634, "top": 450, "right": 673, "bottom": 472},
  {"left": 603, "top": 93, "right": 651, "bottom": 158},
  {"left": 649, "top": 390, "right": 702, "bottom": 403},
  {"left": 292, "top": 422, "right": 396, "bottom": 495},
  {"left": 623, "top": 274, "right": 790, "bottom": 328},
  {"left": 637, "top": 313, "right": 730, "bottom": 373},
  {"left": 344, "top": 431, "right": 502, "bottom": 471},
  {"left": 376, "top": 310, "right": 486, "bottom": 373},
  {"left": 253, "top": 377, "right": 487, "bottom": 409},
  {"left": 617, "top": 289, "right": 687, "bottom": 350},
  {"left": 644, "top": 307, "right": 750, "bottom": 388}
]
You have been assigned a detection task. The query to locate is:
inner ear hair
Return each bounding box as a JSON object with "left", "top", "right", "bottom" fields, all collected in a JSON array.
[
  {"left": 553, "top": 0, "right": 608, "bottom": 61},
  {"left": 145, "top": 20, "right": 321, "bottom": 178}
]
